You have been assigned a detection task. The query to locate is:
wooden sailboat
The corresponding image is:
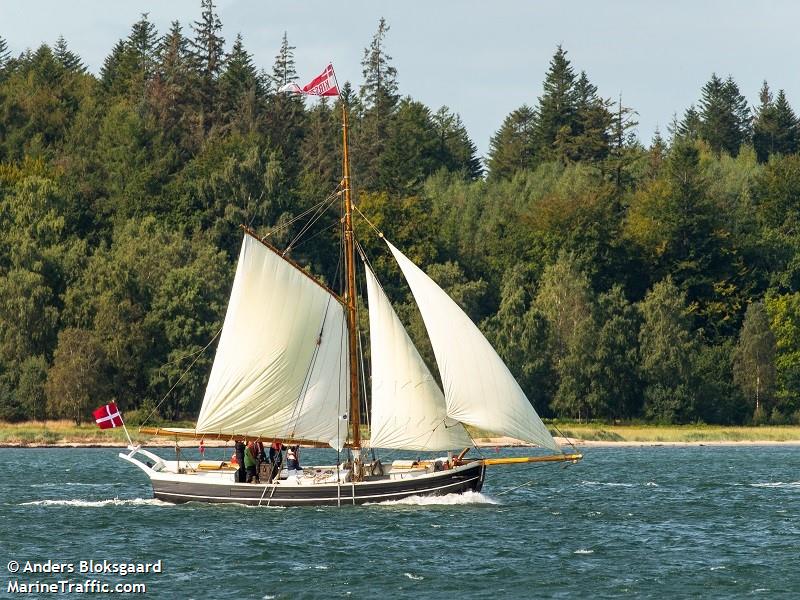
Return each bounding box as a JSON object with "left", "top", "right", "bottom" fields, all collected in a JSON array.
[{"left": 120, "top": 66, "right": 581, "bottom": 507}]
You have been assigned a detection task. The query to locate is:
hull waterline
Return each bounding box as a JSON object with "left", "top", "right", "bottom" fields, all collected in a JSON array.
[{"left": 121, "top": 447, "right": 485, "bottom": 507}]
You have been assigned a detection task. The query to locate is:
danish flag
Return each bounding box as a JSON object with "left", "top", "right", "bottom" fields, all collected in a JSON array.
[
  {"left": 278, "top": 63, "right": 339, "bottom": 97},
  {"left": 93, "top": 402, "right": 124, "bottom": 429}
]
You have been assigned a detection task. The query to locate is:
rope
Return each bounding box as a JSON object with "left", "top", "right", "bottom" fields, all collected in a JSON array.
[
  {"left": 141, "top": 326, "right": 223, "bottom": 428},
  {"left": 495, "top": 477, "right": 539, "bottom": 496}
]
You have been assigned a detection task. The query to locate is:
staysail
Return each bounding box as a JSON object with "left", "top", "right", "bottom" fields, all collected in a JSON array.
[
  {"left": 364, "top": 264, "right": 472, "bottom": 450},
  {"left": 196, "top": 234, "right": 349, "bottom": 449},
  {"left": 386, "top": 241, "right": 560, "bottom": 452}
]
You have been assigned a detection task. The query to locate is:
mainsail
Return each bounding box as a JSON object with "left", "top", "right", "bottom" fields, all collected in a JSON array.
[
  {"left": 364, "top": 263, "right": 472, "bottom": 450},
  {"left": 196, "top": 234, "right": 349, "bottom": 449},
  {"left": 386, "top": 241, "right": 561, "bottom": 452}
]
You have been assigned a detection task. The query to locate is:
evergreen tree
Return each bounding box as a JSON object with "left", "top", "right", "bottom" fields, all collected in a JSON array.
[
  {"left": 264, "top": 32, "right": 304, "bottom": 181},
  {"left": 219, "top": 33, "right": 262, "bottom": 130},
  {"left": 128, "top": 13, "right": 159, "bottom": 83},
  {"left": 535, "top": 45, "right": 578, "bottom": 161},
  {"left": 356, "top": 17, "right": 399, "bottom": 190},
  {"left": 486, "top": 105, "right": 537, "bottom": 180},
  {"left": 607, "top": 94, "right": 639, "bottom": 192},
  {"left": 270, "top": 31, "right": 297, "bottom": 89},
  {"left": 698, "top": 73, "right": 751, "bottom": 156},
  {"left": 676, "top": 105, "right": 701, "bottom": 141},
  {"left": 773, "top": 90, "right": 799, "bottom": 155},
  {"left": 188, "top": 0, "right": 225, "bottom": 130},
  {"left": 151, "top": 20, "right": 193, "bottom": 141},
  {"left": 566, "top": 71, "right": 612, "bottom": 163},
  {"left": 0, "top": 36, "right": 11, "bottom": 71},
  {"left": 589, "top": 285, "right": 642, "bottom": 419},
  {"left": 755, "top": 82, "right": 799, "bottom": 162},
  {"left": 431, "top": 107, "right": 483, "bottom": 180},
  {"left": 638, "top": 277, "right": 697, "bottom": 423},
  {"left": 53, "top": 36, "right": 85, "bottom": 73}
]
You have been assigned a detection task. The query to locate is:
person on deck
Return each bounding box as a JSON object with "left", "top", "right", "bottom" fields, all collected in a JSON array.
[
  {"left": 244, "top": 442, "right": 258, "bottom": 483},
  {"left": 287, "top": 445, "right": 301, "bottom": 472},
  {"left": 234, "top": 440, "right": 246, "bottom": 484},
  {"left": 268, "top": 441, "right": 284, "bottom": 482}
]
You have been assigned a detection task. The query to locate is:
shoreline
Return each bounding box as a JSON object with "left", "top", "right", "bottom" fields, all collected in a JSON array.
[{"left": 3, "top": 436, "right": 800, "bottom": 449}]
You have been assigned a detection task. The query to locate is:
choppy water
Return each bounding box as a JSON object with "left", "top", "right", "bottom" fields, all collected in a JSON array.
[{"left": 2, "top": 445, "right": 800, "bottom": 598}]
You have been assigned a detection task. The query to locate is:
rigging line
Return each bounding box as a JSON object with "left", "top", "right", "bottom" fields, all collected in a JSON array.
[
  {"left": 260, "top": 191, "right": 338, "bottom": 238},
  {"left": 551, "top": 422, "right": 582, "bottom": 455},
  {"left": 245, "top": 190, "right": 266, "bottom": 229},
  {"left": 284, "top": 195, "right": 339, "bottom": 254},
  {"left": 494, "top": 477, "right": 539, "bottom": 497},
  {"left": 283, "top": 295, "right": 335, "bottom": 441},
  {"left": 284, "top": 221, "right": 339, "bottom": 252},
  {"left": 352, "top": 203, "right": 383, "bottom": 238},
  {"left": 140, "top": 325, "right": 223, "bottom": 429}
]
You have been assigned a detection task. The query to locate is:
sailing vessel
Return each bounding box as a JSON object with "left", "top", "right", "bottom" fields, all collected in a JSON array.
[{"left": 120, "top": 65, "right": 581, "bottom": 506}]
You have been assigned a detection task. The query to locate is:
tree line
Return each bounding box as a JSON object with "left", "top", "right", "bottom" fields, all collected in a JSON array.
[{"left": 0, "top": 1, "right": 797, "bottom": 426}]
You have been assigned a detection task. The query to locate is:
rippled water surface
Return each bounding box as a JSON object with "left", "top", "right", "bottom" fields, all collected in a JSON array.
[{"left": 2, "top": 446, "right": 800, "bottom": 598}]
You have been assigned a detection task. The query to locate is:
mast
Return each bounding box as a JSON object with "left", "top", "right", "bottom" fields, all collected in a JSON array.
[{"left": 342, "top": 101, "right": 361, "bottom": 449}]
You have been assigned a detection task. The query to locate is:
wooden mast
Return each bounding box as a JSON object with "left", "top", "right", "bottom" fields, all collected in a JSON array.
[{"left": 341, "top": 101, "right": 361, "bottom": 449}]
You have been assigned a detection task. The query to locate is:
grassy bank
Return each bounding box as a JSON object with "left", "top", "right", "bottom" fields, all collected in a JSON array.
[{"left": 550, "top": 423, "right": 800, "bottom": 443}]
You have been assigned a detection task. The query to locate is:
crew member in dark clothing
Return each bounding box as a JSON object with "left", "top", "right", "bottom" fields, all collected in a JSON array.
[
  {"left": 268, "top": 441, "right": 284, "bottom": 482},
  {"left": 234, "top": 440, "right": 246, "bottom": 483},
  {"left": 287, "top": 445, "right": 301, "bottom": 471},
  {"left": 244, "top": 442, "right": 258, "bottom": 483}
]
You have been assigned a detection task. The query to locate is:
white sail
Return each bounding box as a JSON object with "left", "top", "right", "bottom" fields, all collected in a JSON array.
[
  {"left": 386, "top": 241, "right": 560, "bottom": 452},
  {"left": 196, "top": 234, "right": 349, "bottom": 449},
  {"left": 364, "top": 264, "right": 472, "bottom": 450}
]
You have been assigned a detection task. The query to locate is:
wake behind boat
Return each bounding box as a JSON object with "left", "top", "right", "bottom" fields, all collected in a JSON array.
[{"left": 119, "top": 64, "right": 581, "bottom": 506}]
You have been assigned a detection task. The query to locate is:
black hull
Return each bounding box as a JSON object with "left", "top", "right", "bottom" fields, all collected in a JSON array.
[{"left": 151, "top": 462, "right": 486, "bottom": 507}]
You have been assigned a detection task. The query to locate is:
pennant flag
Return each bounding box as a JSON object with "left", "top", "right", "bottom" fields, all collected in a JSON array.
[
  {"left": 278, "top": 63, "right": 339, "bottom": 97},
  {"left": 93, "top": 402, "right": 124, "bottom": 429}
]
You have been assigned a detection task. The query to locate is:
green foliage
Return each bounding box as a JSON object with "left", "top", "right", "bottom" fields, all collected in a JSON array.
[
  {"left": 638, "top": 277, "right": 697, "bottom": 423},
  {"left": 733, "top": 302, "right": 776, "bottom": 416},
  {"left": 2, "top": 11, "right": 800, "bottom": 428}
]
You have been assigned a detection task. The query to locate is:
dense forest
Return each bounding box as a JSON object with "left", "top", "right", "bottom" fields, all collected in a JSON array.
[{"left": 1, "top": 2, "right": 799, "bottom": 427}]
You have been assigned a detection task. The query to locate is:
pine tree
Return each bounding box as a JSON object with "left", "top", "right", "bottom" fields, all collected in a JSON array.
[
  {"left": 486, "top": 105, "right": 537, "bottom": 180},
  {"left": 566, "top": 71, "right": 612, "bottom": 163},
  {"left": 152, "top": 20, "right": 193, "bottom": 136},
  {"left": 535, "top": 45, "right": 578, "bottom": 162},
  {"left": 675, "top": 105, "right": 701, "bottom": 141},
  {"left": 0, "top": 36, "right": 11, "bottom": 71},
  {"left": 698, "top": 73, "right": 750, "bottom": 156},
  {"left": 753, "top": 81, "right": 777, "bottom": 163},
  {"left": 606, "top": 94, "right": 638, "bottom": 191},
  {"left": 129, "top": 14, "right": 158, "bottom": 79},
  {"left": 356, "top": 18, "right": 400, "bottom": 190},
  {"left": 264, "top": 32, "right": 304, "bottom": 179},
  {"left": 431, "top": 107, "right": 483, "bottom": 180},
  {"left": 188, "top": 0, "right": 225, "bottom": 131},
  {"left": 360, "top": 17, "right": 399, "bottom": 111},
  {"left": 772, "top": 89, "right": 799, "bottom": 157},
  {"left": 53, "top": 36, "right": 86, "bottom": 73},
  {"left": 219, "top": 33, "right": 262, "bottom": 130},
  {"left": 752, "top": 82, "right": 797, "bottom": 162},
  {"left": 270, "top": 31, "right": 297, "bottom": 89},
  {"left": 638, "top": 277, "right": 697, "bottom": 423}
]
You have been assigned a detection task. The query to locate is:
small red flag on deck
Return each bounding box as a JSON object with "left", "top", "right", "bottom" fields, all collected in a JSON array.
[
  {"left": 278, "top": 63, "right": 339, "bottom": 97},
  {"left": 93, "top": 402, "right": 123, "bottom": 429}
]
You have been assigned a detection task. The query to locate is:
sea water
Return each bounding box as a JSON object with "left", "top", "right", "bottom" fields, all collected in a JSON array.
[{"left": 1, "top": 445, "right": 799, "bottom": 598}]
